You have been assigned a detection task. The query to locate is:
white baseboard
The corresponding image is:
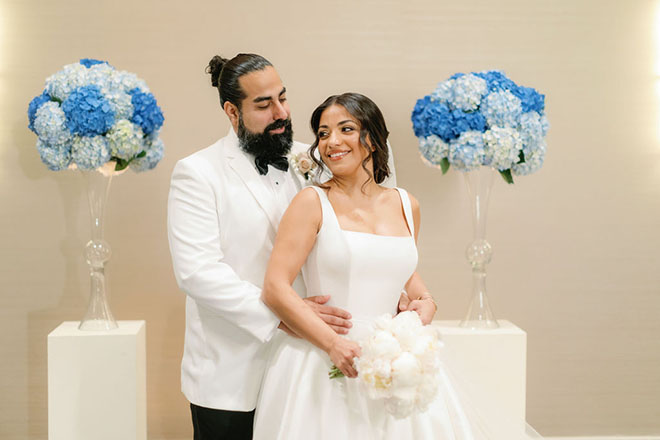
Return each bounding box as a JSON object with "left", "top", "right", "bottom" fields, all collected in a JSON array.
[{"left": 546, "top": 437, "right": 660, "bottom": 440}]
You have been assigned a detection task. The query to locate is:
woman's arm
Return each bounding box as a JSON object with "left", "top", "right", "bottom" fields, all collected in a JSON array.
[
  {"left": 262, "top": 188, "right": 361, "bottom": 377},
  {"left": 400, "top": 193, "right": 437, "bottom": 324}
]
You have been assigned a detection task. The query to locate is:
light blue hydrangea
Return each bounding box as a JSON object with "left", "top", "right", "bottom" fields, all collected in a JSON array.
[
  {"left": 450, "top": 74, "right": 488, "bottom": 111},
  {"left": 418, "top": 135, "right": 449, "bottom": 168},
  {"left": 37, "top": 139, "right": 71, "bottom": 171},
  {"left": 431, "top": 79, "right": 454, "bottom": 103},
  {"left": 483, "top": 126, "right": 523, "bottom": 170},
  {"left": 518, "top": 111, "right": 544, "bottom": 156},
  {"left": 481, "top": 90, "right": 522, "bottom": 128},
  {"left": 33, "top": 102, "right": 72, "bottom": 146},
  {"left": 512, "top": 140, "right": 546, "bottom": 176},
  {"left": 28, "top": 92, "right": 52, "bottom": 132},
  {"left": 107, "top": 119, "right": 144, "bottom": 160},
  {"left": 45, "top": 63, "right": 89, "bottom": 101},
  {"left": 130, "top": 138, "right": 164, "bottom": 172},
  {"left": 104, "top": 89, "right": 133, "bottom": 120},
  {"left": 448, "top": 131, "right": 485, "bottom": 171},
  {"left": 110, "top": 70, "right": 150, "bottom": 94},
  {"left": 71, "top": 135, "right": 111, "bottom": 170}
]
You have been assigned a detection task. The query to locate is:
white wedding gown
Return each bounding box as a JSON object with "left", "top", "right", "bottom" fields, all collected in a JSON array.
[{"left": 253, "top": 186, "right": 542, "bottom": 439}]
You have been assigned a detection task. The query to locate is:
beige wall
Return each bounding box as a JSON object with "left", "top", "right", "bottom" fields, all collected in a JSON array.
[{"left": 1, "top": 0, "right": 659, "bottom": 438}]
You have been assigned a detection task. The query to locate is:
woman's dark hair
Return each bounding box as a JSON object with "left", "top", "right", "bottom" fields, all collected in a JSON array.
[
  {"left": 309, "top": 92, "right": 390, "bottom": 186},
  {"left": 206, "top": 53, "right": 273, "bottom": 109}
]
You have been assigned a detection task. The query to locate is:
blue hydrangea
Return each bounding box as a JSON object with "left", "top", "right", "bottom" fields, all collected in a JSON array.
[
  {"left": 128, "top": 88, "right": 164, "bottom": 135},
  {"left": 514, "top": 86, "right": 545, "bottom": 113},
  {"left": 450, "top": 74, "right": 487, "bottom": 111},
  {"left": 79, "top": 58, "right": 109, "bottom": 68},
  {"left": 28, "top": 92, "right": 52, "bottom": 132},
  {"left": 481, "top": 90, "right": 522, "bottom": 128},
  {"left": 483, "top": 126, "right": 523, "bottom": 170},
  {"left": 449, "top": 131, "right": 485, "bottom": 171},
  {"left": 107, "top": 119, "right": 144, "bottom": 160},
  {"left": 45, "top": 63, "right": 89, "bottom": 101},
  {"left": 33, "top": 102, "right": 72, "bottom": 146},
  {"left": 29, "top": 59, "right": 165, "bottom": 172},
  {"left": 71, "top": 135, "right": 111, "bottom": 170},
  {"left": 411, "top": 70, "right": 547, "bottom": 181},
  {"left": 62, "top": 85, "right": 115, "bottom": 136},
  {"left": 418, "top": 135, "right": 449, "bottom": 168},
  {"left": 474, "top": 70, "right": 518, "bottom": 93},
  {"left": 130, "top": 138, "right": 164, "bottom": 172},
  {"left": 37, "top": 139, "right": 71, "bottom": 171}
]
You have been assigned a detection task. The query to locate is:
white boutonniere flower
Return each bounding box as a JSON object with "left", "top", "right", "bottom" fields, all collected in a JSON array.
[{"left": 289, "top": 151, "right": 317, "bottom": 180}]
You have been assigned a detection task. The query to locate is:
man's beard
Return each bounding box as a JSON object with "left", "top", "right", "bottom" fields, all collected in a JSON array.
[{"left": 237, "top": 115, "right": 293, "bottom": 161}]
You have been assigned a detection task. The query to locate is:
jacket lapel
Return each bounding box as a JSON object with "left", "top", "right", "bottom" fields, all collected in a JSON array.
[{"left": 224, "top": 130, "right": 281, "bottom": 232}]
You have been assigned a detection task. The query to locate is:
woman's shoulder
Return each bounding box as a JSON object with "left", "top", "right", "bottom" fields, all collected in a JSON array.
[{"left": 387, "top": 186, "right": 420, "bottom": 214}]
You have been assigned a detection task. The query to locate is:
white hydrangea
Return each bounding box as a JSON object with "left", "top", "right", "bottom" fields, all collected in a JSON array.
[
  {"left": 110, "top": 70, "right": 150, "bottom": 93},
  {"left": 483, "top": 126, "right": 523, "bottom": 170},
  {"left": 513, "top": 140, "right": 546, "bottom": 176},
  {"left": 71, "top": 135, "right": 111, "bottom": 170},
  {"left": 107, "top": 119, "right": 144, "bottom": 160},
  {"left": 450, "top": 74, "right": 487, "bottom": 111},
  {"left": 45, "top": 63, "right": 88, "bottom": 101},
  {"left": 431, "top": 79, "right": 454, "bottom": 103},
  {"left": 356, "top": 311, "right": 441, "bottom": 419}
]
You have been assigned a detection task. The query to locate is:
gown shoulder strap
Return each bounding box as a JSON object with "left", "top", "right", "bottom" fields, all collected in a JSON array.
[
  {"left": 394, "top": 187, "right": 415, "bottom": 238},
  {"left": 307, "top": 186, "right": 338, "bottom": 231}
]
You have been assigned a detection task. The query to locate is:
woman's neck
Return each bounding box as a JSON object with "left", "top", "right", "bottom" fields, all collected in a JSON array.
[{"left": 328, "top": 173, "right": 382, "bottom": 199}]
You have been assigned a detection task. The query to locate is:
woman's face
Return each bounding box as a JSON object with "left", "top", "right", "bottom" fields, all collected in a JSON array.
[{"left": 317, "top": 104, "right": 371, "bottom": 178}]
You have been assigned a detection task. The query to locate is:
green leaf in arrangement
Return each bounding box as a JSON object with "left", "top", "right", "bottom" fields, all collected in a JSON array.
[
  {"left": 517, "top": 150, "right": 526, "bottom": 164},
  {"left": 136, "top": 151, "right": 147, "bottom": 158},
  {"left": 114, "top": 158, "right": 129, "bottom": 171},
  {"left": 499, "top": 169, "right": 514, "bottom": 184},
  {"left": 440, "top": 158, "right": 450, "bottom": 174}
]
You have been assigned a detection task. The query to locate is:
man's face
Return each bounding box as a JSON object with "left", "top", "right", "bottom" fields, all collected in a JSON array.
[{"left": 235, "top": 66, "right": 293, "bottom": 159}]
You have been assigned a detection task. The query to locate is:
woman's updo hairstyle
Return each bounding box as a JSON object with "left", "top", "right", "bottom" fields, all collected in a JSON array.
[
  {"left": 206, "top": 53, "right": 273, "bottom": 109},
  {"left": 309, "top": 92, "right": 391, "bottom": 185}
]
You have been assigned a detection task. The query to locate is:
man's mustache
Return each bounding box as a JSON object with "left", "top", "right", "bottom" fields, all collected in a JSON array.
[{"left": 265, "top": 118, "right": 291, "bottom": 132}]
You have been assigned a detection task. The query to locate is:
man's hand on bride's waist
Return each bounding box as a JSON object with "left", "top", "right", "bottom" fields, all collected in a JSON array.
[{"left": 304, "top": 295, "right": 353, "bottom": 335}]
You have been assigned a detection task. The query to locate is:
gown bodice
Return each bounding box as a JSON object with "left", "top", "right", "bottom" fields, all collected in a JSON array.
[{"left": 303, "top": 186, "right": 418, "bottom": 328}]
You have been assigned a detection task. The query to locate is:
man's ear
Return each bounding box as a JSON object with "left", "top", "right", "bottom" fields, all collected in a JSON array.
[{"left": 224, "top": 101, "right": 240, "bottom": 128}]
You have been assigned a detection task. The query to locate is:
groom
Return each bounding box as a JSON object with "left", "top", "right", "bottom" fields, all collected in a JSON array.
[{"left": 167, "top": 53, "right": 360, "bottom": 440}]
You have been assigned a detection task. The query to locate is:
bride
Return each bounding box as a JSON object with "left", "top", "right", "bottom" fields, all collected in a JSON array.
[{"left": 253, "top": 92, "right": 541, "bottom": 439}]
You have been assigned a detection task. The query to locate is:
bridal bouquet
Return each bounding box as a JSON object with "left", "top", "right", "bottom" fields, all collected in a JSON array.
[
  {"left": 27, "top": 58, "right": 164, "bottom": 173},
  {"left": 411, "top": 70, "right": 548, "bottom": 183},
  {"left": 330, "top": 311, "right": 442, "bottom": 419}
]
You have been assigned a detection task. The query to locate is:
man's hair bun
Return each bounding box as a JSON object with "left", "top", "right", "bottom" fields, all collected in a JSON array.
[{"left": 206, "top": 55, "right": 228, "bottom": 87}]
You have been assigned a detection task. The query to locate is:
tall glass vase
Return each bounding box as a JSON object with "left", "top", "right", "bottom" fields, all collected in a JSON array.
[
  {"left": 78, "top": 169, "right": 117, "bottom": 331},
  {"left": 459, "top": 166, "right": 499, "bottom": 329}
]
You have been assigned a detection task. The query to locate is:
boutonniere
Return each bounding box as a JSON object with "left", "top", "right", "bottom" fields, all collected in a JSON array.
[{"left": 289, "top": 151, "right": 317, "bottom": 180}]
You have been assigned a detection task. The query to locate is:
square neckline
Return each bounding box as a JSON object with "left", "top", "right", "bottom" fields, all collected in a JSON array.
[{"left": 315, "top": 186, "right": 415, "bottom": 239}]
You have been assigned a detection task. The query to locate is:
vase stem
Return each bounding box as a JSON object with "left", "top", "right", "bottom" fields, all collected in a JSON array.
[
  {"left": 460, "top": 167, "right": 498, "bottom": 329},
  {"left": 79, "top": 170, "right": 117, "bottom": 331}
]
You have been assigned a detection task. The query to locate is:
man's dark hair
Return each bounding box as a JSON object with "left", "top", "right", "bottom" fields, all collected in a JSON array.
[
  {"left": 206, "top": 53, "right": 273, "bottom": 109},
  {"left": 309, "top": 92, "right": 391, "bottom": 186}
]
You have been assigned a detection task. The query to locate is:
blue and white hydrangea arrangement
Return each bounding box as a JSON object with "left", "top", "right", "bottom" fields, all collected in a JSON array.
[
  {"left": 411, "top": 71, "right": 548, "bottom": 183},
  {"left": 27, "top": 58, "right": 164, "bottom": 173}
]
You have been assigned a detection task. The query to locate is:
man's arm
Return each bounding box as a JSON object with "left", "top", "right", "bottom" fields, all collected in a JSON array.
[{"left": 167, "top": 159, "right": 280, "bottom": 343}]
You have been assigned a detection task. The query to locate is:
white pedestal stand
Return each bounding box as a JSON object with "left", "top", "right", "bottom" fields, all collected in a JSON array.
[
  {"left": 48, "top": 320, "right": 146, "bottom": 440},
  {"left": 434, "top": 320, "right": 527, "bottom": 422}
]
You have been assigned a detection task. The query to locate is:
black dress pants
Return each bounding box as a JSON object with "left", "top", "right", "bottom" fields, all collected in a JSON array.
[{"left": 190, "top": 403, "right": 255, "bottom": 440}]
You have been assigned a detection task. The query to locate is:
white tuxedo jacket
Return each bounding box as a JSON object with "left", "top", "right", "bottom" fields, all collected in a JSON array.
[{"left": 167, "top": 128, "right": 397, "bottom": 411}]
